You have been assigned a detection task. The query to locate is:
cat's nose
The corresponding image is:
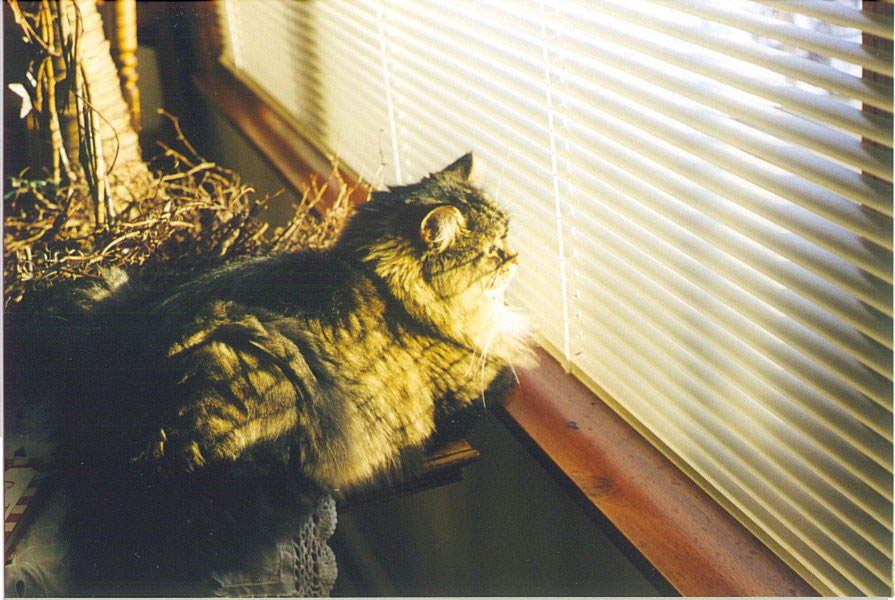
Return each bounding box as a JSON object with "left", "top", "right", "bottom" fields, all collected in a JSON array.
[
  {"left": 496, "top": 248, "right": 516, "bottom": 264},
  {"left": 504, "top": 241, "right": 517, "bottom": 262},
  {"left": 500, "top": 243, "right": 518, "bottom": 265}
]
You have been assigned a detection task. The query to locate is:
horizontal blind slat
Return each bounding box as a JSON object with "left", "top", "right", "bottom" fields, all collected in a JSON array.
[
  {"left": 560, "top": 120, "right": 894, "bottom": 365},
  {"left": 550, "top": 1, "right": 893, "bottom": 145},
  {"left": 395, "top": 83, "right": 552, "bottom": 185},
  {"left": 387, "top": 44, "right": 548, "bottom": 139},
  {"left": 570, "top": 219, "right": 893, "bottom": 476},
  {"left": 558, "top": 53, "right": 894, "bottom": 218},
  {"left": 753, "top": 0, "right": 895, "bottom": 41},
  {"left": 558, "top": 69, "right": 893, "bottom": 248},
  {"left": 573, "top": 0, "right": 892, "bottom": 111},
  {"left": 669, "top": 0, "right": 893, "bottom": 76},
  {"left": 312, "top": 2, "right": 401, "bottom": 181},
  {"left": 566, "top": 165, "right": 893, "bottom": 441},
  {"left": 564, "top": 155, "right": 893, "bottom": 409},
  {"left": 557, "top": 75, "right": 894, "bottom": 313},
  {"left": 555, "top": 26, "right": 893, "bottom": 182}
]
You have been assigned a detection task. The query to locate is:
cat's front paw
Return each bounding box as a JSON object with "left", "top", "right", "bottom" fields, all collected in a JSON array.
[
  {"left": 131, "top": 428, "right": 167, "bottom": 469},
  {"left": 177, "top": 441, "right": 208, "bottom": 472},
  {"left": 131, "top": 428, "right": 207, "bottom": 473}
]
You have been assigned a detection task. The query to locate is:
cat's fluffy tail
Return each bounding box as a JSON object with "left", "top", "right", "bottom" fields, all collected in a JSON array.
[{"left": 5, "top": 267, "right": 148, "bottom": 433}]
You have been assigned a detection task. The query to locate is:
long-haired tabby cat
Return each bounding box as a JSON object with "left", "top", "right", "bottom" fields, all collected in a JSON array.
[{"left": 43, "top": 153, "right": 533, "bottom": 595}]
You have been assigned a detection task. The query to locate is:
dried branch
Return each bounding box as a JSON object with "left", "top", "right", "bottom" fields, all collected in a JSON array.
[
  {"left": 5, "top": 3, "right": 369, "bottom": 308},
  {"left": 5, "top": 119, "right": 367, "bottom": 306}
]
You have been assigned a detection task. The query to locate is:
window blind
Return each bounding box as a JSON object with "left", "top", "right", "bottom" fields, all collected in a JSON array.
[{"left": 216, "top": 1, "right": 893, "bottom": 595}]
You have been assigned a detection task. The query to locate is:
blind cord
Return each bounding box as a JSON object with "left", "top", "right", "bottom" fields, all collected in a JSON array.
[
  {"left": 539, "top": 2, "right": 571, "bottom": 372},
  {"left": 376, "top": 2, "right": 403, "bottom": 184}
]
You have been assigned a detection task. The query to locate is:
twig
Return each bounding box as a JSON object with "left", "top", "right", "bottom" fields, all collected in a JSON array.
[
  {"left": 158, "top": 108, "right": 202, "bottom": 161},
  {"left": 158, "top": 162, "right": 218, "bottom": 183},
  {"left": 99, "top": 231, "right": 142, "bottom": 256}
]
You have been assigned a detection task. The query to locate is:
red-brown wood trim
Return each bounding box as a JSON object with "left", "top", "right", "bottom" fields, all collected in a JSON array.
[
  {"left": 502, "top": 347, "right": 818, "bottom": 597},
  {"left": 190, "top": 39, "right": 818, "bottom": 598}
]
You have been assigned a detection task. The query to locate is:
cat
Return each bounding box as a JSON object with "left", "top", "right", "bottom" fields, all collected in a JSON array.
[{"left": 43, "top": 153, "right": 534, "bottom": 595}]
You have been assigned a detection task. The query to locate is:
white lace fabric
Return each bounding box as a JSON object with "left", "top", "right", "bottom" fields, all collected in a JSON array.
[{"left": 210, "top": 494, "right": 339, "bottom": 598}]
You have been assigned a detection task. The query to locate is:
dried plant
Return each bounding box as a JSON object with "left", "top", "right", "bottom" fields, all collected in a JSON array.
[
  {"left": 5, "top": 0, "right": 367, "bottom": 307},
  {"left": 5, "top": 110, "right": 366, "bottom": 305}
]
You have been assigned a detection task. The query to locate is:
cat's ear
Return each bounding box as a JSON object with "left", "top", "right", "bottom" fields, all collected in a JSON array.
[
  {"left": 437, "top": 153, "right": 474, "bottom": 183},
  {"left": 420, "top": 205, "right": 465, "bottom": 251}
]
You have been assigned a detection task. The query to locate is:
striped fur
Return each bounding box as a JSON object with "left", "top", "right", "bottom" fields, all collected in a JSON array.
[{"left": 53, "top": 153, "right": 533, "bottom": 594}]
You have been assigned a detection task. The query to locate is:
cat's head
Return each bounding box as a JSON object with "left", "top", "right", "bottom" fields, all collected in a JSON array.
[{"left": 340, "top": 153, "right": 529, "bottom": 353}]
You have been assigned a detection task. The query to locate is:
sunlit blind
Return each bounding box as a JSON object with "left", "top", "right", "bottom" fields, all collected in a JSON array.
[{"left": 216, "top": 1, "right": 893, "bottom": 595}]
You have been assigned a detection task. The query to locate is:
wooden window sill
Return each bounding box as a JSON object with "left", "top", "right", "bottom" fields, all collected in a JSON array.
[
  {"left": 191, "top": 64, "right": 818, "bottom": 597},
  {"left": 502, "top": 347, "right": 817, "bottom": 596}
]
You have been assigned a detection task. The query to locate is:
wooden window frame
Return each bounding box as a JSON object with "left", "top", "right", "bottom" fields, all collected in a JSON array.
[{"left": 187, "top": 6, "right": 818, "bottom": 596}]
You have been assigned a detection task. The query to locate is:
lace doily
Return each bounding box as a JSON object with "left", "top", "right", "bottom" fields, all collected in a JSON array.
[
  {"left": 210, "top": 493, "right": 339, "bottom": 597},
  {"left": 293, "top": 494, "right": 339, "bottom": 597}
]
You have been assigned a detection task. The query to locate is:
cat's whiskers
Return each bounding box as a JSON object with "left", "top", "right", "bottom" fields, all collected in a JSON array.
[
  {"left": 462, "top": 276, "right": 498, "bottom": 379},
  {"left": 465, "top": 326, "right": 491, "bottom": 383},
  {"left": 468, "top": 295, "right": 506, "bottom": 405},
  {"left": 463, "top": 306, "right": 484, "bottom": 379},
  {"left": 478, "top": 321, "right": 499, "bottom": 406},
  {"left": 463, "top": 306, "right": 487, "bottom": 374},
  {"left": 509, "top": 362, "right": 521, "bottom": 385}
]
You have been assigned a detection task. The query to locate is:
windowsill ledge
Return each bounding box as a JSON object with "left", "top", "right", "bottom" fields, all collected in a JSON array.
[{"left": 502, "top": 347, "right": 817, "bottom": 596}]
